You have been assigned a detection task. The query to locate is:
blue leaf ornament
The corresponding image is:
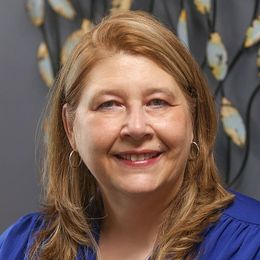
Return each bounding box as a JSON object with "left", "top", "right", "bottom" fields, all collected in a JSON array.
[
  {"left": 111, "top": 0, "right": 132, "bottom": 13},
  {"left": 220, "top": 97, "right": 246, "bottom": 147},
  {"left": 244, "top": 16, "right": 260, "bottom": 48},
  {"left": 194, "top": 0, "right": 211, "bottom": 15},
  {"left": 206, "top": 32, "right": 228, "bottom": 81},
  {"left": 61, "top": 19, "right": 92, "bottom": 64},
  {"left": 177, "top": 9, "right": 189, "bottom": 48},
  {"left": 37, "top": 42, "right": 54, "bottom": 88},
  {"left": 26, "top": 0, "right": 45, "bottom": 26},
  {"left": 48, "top": 0, "right": 76, "bottom": 20}
]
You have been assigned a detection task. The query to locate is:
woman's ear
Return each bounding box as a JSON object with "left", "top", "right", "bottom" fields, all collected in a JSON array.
[{"left": 62, "top": 104, "right": 76, "bottom": 150}]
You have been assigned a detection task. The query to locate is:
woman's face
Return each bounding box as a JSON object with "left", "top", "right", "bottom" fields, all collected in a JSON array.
[{"left": 64, "top": 53, "right": 193, "bottom": 199}]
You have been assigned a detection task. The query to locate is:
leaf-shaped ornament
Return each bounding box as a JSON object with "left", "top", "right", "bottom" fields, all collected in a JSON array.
[
  {"left": 48, "top": 0, "right": 76, "bottom": 20},
  {"left": 26, "top": 0, "right": 45, "bottom": 26},
  {"left": 244, "top": 16, "right": 260, "bottom": 48},
  {"left": 111, "top": 0, "right": 132, "bottom": 14},
  {"left": 220, "top": 97, "right": 246, "bottom": 147},
  {"left": 37, "top": 42, "right": 54, "bottom": 88},
  {"left": 177, "top": 9, "right": 189, "bottom": 48},
  {"left": 61, "top": 19, "right": 92, "bottom": 65},
  {"left": 194, "top": 0, "right": 211, "bottom": 15},
  {"left": 206, "top": 33, "right": 228, "bottom": 81},
  {"left": 257, "top": 47, "right": 260, "bottom": 77}
]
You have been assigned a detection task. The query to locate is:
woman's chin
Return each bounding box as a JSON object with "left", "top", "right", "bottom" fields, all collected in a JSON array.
[{"left": 113, "top": 178, "right": 166, "bottom": 197}]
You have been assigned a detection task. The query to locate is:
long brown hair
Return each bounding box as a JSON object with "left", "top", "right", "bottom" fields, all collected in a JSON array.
[{"left": 31, "top": 11, "right": 233, "bottom": 259}]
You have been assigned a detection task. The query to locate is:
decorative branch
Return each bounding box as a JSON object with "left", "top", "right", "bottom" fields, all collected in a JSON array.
[
  {"left": 26, "top": 0, "right": 260, "bottom": 188},
  {"left": 228, "top": 84, "right": 260, "bottom": 187}
]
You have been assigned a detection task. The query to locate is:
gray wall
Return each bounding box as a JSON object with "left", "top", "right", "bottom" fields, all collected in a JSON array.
[
  {"left": 0, "top": 0, "right": 259, "bottom": 233},
  {"left": 0, "top": 0, "right": 48, "bottom": 233}
]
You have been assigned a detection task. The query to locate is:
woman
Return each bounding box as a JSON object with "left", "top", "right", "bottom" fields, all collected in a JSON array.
[{"left": 1, "top": 11, "right": 260, "bottom": 260}]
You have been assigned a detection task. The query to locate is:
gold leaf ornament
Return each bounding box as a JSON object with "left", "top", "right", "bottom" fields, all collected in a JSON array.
[
  {"left": 61, "top": 19, "right": 92, "bottom": 65},
  {"left": 194, "top": 0, "right": 211, "bottom": 15},
  {"left": 177, "top": 9, "right": 189, "bottom": 48},
  {"left": 111, "top": 0, "right": 132, "bottom": 14},
  {"left": 206, "top": 32, "right": 228, "bottom": 81},
  {"left": 244, "top": 16, "right": 260, "bottom": 48},
  {"left": 26, "top": 0, "right": 45, "bottom": 26},
  {"left": 48, "top": 0, "right": 76, "bottom": 20},
  {"left": 220, "top": 97, "right": 246, "bottom": 147},
  {"left": 37, "top": 42, "right": 55, "bottom": 88}
]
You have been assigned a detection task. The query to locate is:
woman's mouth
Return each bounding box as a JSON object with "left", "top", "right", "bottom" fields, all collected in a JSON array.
[
  {"left": 114, "top": 151, "right": 162, "bottom": 166},
  {"left": 116, "top": 152, "right": 161, "bottom": 161}
]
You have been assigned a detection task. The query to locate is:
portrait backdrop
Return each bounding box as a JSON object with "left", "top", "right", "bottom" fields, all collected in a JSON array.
[{"left": 0, "top": 0, "right": 259, "bottom": 233}]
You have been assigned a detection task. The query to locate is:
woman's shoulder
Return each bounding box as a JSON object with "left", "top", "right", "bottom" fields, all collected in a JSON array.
[
  {"left": 223, "top": 190, "right": 260, "bottom": 224},
  {"left": 0, "top": 212, "right": 45, "bottom": 259},
  {"left": 198, "top": 191, "right": 260, "bottom": 259}
]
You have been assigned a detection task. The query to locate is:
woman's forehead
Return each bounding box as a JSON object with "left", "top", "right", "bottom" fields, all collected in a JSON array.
[{"left": 79, "top": 53, "right": 186, "bottom": 97}]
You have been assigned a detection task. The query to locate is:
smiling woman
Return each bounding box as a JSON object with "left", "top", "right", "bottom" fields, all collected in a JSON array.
[
  {"left": 63, "top": 53, "right": 193, "bottom": 198},
  {"left": 1, "top": 10, "right": 260, "bottom": 260}
]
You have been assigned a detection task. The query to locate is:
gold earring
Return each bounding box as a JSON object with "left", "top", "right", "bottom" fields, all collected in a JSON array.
[
  {"left": 189, "top": 141, "right": 200, "bottom": 160},
  {"left": 69, "top": 150, "right": 82, "bottom": 168}
]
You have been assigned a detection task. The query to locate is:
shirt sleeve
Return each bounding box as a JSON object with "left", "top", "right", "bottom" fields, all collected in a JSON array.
[
  {"left": 0, "top": 213, "right": 44, "bottom": 260},
  {"left": 198, "top": 192, "right": 260, "bottom": 260}
]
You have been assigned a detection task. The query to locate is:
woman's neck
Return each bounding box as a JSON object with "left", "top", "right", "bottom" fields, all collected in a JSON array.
[{"left": 98, "top": 188, "right": 176, "bottom": 260}]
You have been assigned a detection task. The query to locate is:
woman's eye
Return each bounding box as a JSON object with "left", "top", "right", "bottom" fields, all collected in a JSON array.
[
  {"left": 147, "top": 99, "right": 168, "bottom": 108},
  {"left": 97, "top": 101, "right": 123, "bottom": 110}
]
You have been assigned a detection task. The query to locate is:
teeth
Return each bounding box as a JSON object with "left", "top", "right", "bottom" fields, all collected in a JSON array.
[
  {"left": 119, "top": 153, "right": 158, "bottom": 161},
  {"left": 144, "top": 154, "right": 151, "bottom": 160},
  {"left": 131, "top": 155, "right": 139, "bottom": 161}
]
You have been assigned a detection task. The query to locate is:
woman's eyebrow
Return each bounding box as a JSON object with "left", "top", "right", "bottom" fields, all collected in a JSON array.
[
  {"left": 89, "top": 88, "right": 126, "bottom": 101},
  {"left": 143, "top": 87, "right": 176, "bottom": 97},
  {"left": 87, "top": 86, "right": 177, "bottom": 103}
]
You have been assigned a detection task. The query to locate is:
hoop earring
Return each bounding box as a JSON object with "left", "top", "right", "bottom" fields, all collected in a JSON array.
[
  {"left": 189, "top": 141, "right": 200, "bottom": 160},
  {"left": 69, "top": 150, "right": 82, "bottom": 168}
]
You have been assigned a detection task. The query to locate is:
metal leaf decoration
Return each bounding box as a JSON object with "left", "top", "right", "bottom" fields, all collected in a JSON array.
[
  {"left": 177, "top": 9, "right": 189, "bottom": 48},
  {"left": 61, "top": 19, "right": 91, "bottom": 64},
  {"left": 244, "top": 16, "right": 260, "bottom": 48},
  {"left": 37, "top": 42, "right": 54, "bottom": 88},
  {"left": 26, "top": 0, "right": 45, "bottom": 26},
  {"left": 194, "top": 0, "right": 211, "bottom": 15},
  {"left": 220, "top": 97, "right": 246, "bottom": 147},
  {"left": 206, "top": 32, "right": 228, "bottom": 81},
  {"left": 257, "top": 47, "right": 260, "bottom": 77},
  {"left": 48, "top": 0, "right": 76, "bottom": 20},
  {"left": 111, "top": 0, "right": 132, "bottom": 14}
]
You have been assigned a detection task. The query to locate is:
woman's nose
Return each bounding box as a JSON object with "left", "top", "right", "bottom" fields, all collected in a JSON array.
[{"left": 120, "top": 107, "right": 153, "bottom": 141}]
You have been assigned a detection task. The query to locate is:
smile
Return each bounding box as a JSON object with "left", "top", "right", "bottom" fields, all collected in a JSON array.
[{"left": 116, "top": 152, "right": 161, "bottom": 161}]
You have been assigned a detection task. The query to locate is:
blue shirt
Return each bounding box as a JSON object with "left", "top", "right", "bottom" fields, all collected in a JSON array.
[{"left": 1, "top": 192, "right": 260, "bottom": 259}]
